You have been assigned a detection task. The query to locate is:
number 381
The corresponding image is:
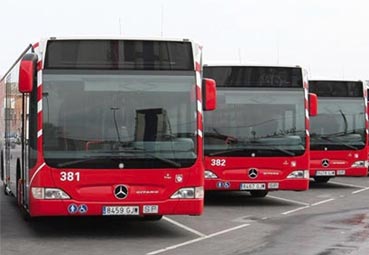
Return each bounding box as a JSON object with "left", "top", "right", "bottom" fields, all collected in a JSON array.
[{"left": 60, "top": 172, "right": 80, "bottom": 182}]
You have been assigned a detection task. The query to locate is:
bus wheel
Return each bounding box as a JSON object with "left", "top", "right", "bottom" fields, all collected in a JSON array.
[
  {"left": 313, "top": 177, "right": 330, "bottom": 183},
  {"left": 142, "top": 215, "right": 163, "bottom": 221},
  {"left": 250, "top": 190, "right": 268, "bottom": 198},
  {"left": 20, "top": 208, "right": 32, "bottom": 221}
]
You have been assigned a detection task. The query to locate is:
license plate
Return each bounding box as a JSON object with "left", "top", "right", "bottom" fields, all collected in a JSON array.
[
  {"left": 240, "top": 183, "right": 266, "bottom": 190},
  {"left": 102, "top": 206, "right": 139, "bottom": 216},
  {"left": 337, "top": 170, "right": 346, "bottom": 175},
  {"left": 316, "top": 170, "right": 336, "bottom": 176}
]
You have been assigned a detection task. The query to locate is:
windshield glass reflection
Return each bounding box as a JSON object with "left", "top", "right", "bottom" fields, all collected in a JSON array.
[
  {"left": 42, "top": 71, "right": 197, "bottom": 168},
  {"left": 204, "top": 89, "right": 306, "bottom": 157},
  {"left": 310, "top": 98, "right": 365, "bottom": 150}
]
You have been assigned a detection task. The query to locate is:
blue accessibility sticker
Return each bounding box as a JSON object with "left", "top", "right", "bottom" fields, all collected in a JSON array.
[
  {"left": 79, "top": 204, "right": 88, "bottom": 214},
  {"left": 216, "top": 181, "right": 231, "bottom": 189},
  {"left": 68, "top": 204, "right": 78, "bottom": 214}
]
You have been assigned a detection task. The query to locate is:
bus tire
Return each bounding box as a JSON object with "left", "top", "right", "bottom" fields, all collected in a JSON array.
[
  {"left": 3, "top": 184, "right": 8, "bottom": 195},
  {"left": 20, "top": 208, "right": 32, "bottom": 221},
  {"left": 250, "top": 190, "right": 268, "bottom": 198},
  {"left": 313, "top": 176, "right": 330, "bottom": 183}
]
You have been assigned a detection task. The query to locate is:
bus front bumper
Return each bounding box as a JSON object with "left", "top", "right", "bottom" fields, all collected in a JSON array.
[
  {"left": 29, "top": 198, "right": 203, "bottom": 217},
  {"left": 310, "top": 167, "right": 368, "bottom": 177},
  {"left": 204, "top": 178, "right": 309, "bottom": 192}
]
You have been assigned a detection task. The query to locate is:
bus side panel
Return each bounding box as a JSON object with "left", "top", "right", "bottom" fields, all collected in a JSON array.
[{"left": 4, "top": 63, "right": 24, "bottom": 197}]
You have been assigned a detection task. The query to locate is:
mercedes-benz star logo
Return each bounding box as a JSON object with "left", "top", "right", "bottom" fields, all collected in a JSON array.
[
  {"left": 114, "top": 185, "right": 128, "bottom": 199},
  {"left": 248, "top": 168, "right": 258, "bottom": 179},
  {"left": 322, "top": 159, "right": 330, "bottom": 168}
]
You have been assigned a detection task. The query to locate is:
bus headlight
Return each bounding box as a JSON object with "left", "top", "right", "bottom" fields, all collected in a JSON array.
[
  {"left": 171, "top": 187, "right": 204, "bottom": 199},
  {"left": 32, "top": 187, "right": 70, "bottom": 200},
  {"left": 351, "top": 161, "right": 368, "bottom": 168},
  {"left": 287, "top": 170, "right": 309, "bottom": 179},
  {"left": 205, "top": 170, "right": 218, "bottom": 179}
]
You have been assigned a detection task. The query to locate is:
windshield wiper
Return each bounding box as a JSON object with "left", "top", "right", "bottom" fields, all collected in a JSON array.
[
  {"left": 204, "top": 128, "right": 238, "bottom": 144},
  {"left": 313, "top": 136, "right": 360, "bottom": 151},
  {"left": 209, "top": 142, "right": 296, "bottom": 156},
  {"left": 320, "top": 130, "right": 363, "bottom": 138},
  {"left": 57, "top": 146, "right": 182, "bottom": 168},
  {"left": 57, "top": 156, "right": 112, "bottom": 167},
  {"left": 99, "top": 147, "right": 182, "bottom": 168},
  {"left": 339, "top": 109, "right": 348, "bottom": 135}
]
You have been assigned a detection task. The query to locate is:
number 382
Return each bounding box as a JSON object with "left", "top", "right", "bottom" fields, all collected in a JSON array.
[{"left": 210, "top": 159, "right": 226, "bottom": 167}]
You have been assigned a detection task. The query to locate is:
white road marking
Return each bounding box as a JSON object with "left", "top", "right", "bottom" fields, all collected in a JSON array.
[
  {"left": 147, "top": 237, "right": 204, "bottom": 255},
  {"left": 205, "top": 224, "right": 250, "bottom": 238},
  {"left": 151, "top": 184, "right": 368, "bottom": 255},
  {"left": 281, "top": 198, "right": 335, "bottom": 215},
  {"left": 146, "top": 224, "right": 250, "bottom": 255},
  {"left": 268, "top": 195, "right": 310, "bottom": 206},
  {"left": 352, "top": 187, "right": 369, "bottom": 194},
  {"left": 163, "top": 217, "right": 206, "bottom": 237},
  {"left": 330, "top": 181, "right": 367, "bottom": 189},
  {"left": 281, "top": 206, "right": 310, "bottom": 215},
  {"left": 311, "top": 198, "right": 335, "bottom": 206}
]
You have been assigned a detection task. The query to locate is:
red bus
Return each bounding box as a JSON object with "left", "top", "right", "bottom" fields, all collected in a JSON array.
[
  {"left": 203, "top": 65, "right": 317, "bottom": 197},
  {"left": 309, "top": 80, "right": 368, "bottom": 183},
  {"left": 0, "top": 37, "right": 216, "bottom": 219}
]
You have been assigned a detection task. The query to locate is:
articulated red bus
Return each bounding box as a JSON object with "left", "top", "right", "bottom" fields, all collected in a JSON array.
[
  {"left": 203, "top": 65, "right": 317, "bottom": 197},
  {"left": 309, "top": 80, "right": 368, "bottom": 183},
  {"left": 0, "top": 37, "right": 216, "bottom": 219}
]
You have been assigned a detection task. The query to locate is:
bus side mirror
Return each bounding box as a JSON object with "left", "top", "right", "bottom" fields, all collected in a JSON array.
[
  {"left": 203, "top": 78, "right": 217, "bottom": 111},
  {"left": 309, "top": 93, "right": 318, "bottom": 116},
  {"left": 19, "top": 53, "right": 38, "bottom": 93}
]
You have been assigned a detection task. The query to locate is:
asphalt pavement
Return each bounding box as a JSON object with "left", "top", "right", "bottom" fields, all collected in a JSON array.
[{"left": 1, "top": 177, "right": 369, "bottom": 255}]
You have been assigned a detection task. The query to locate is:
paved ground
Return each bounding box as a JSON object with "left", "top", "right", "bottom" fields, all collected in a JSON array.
[{"left": 1, "top": 177, "right": 369, "bottom": 255}]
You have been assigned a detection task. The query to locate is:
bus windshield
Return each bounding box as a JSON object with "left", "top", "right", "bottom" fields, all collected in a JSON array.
[
  {"left": 310, "top": 98, "right": 366, "bottom": 150},
  {"left": 204, "top": 89, "right": 306, "bottom": 157},
  {"left": 42, "top": 71, "right": 197, "bottom": 168}
]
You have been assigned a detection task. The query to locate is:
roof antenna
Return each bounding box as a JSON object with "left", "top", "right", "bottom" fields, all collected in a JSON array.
[
  {"left": 119, "top": 17, "right": 122, "bottom": 35},
  {"left": 276, "top": 31, "right": 280, "bottom": 65},
  {"left": 238, "top": 48, "right": 242, "bottom": 64},
  {"left": 161, "top": 5, "right": 164, "bottom": 37}
]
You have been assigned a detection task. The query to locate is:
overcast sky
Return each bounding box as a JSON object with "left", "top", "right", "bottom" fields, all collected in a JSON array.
[{"left": 1, "top": 0, "right": 368, "bottom": 80}]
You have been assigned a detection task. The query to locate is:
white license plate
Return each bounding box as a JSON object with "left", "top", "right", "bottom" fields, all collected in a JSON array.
[
  {"left": 143, "top": 205, "right": 159, "bottom": 214},
  {"left": 240, "top": 183, "right": 266, "bottom": 190},
  {"left": 316, "top": 170, "right": 336, "bottom": 176},
  {"left": 337, "top": 170, "right": 346, "bottom": 175},
  {"left": 102, "top": 206, "right": 139, "bottom": 216}
]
